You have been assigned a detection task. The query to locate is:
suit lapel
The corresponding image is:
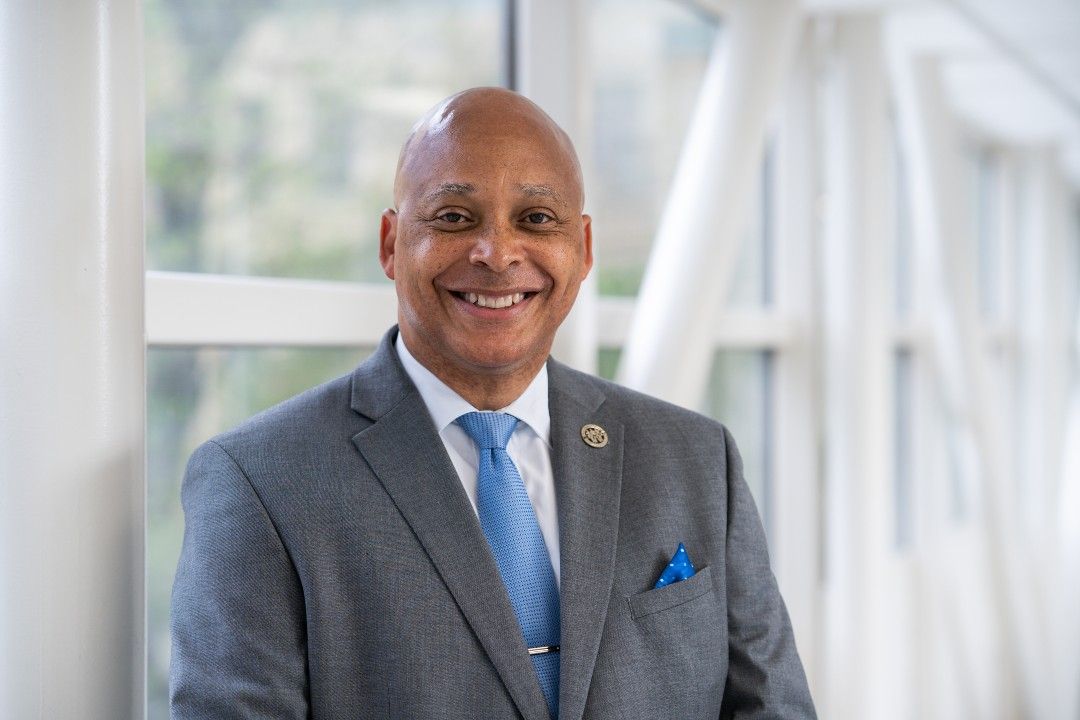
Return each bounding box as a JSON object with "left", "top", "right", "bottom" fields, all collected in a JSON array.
[
  {"left": 349, "top": 331, "right": 551, "bottom": 720},
  {"left": 548, "top": 361, "right": 624, "bottom": 720}
]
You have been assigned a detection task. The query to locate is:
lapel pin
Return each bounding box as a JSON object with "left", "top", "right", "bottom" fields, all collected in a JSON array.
[{"left": 580, "top": 423, "right": 608, "bottom": 448}]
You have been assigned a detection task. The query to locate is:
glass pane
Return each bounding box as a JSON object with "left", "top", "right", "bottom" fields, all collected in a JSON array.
[
  {"left": 587, "top": 0, "right": 767, "bottom": 305},
  {"left": 975, "top": 149, "right": 1002, "bottom": 319},
  {"left": 597, "top": 346, "right": 621, "bottom": 382},
  {"left": 727, "top": 141, "right": 773, "bottom": 307},
  {"left": 588, "top": 0, "right": 715, "bottom": 296},
  {"left": 893, "top": 349, "right": 914, "bottom": 549},
  {"left": 891, "top": 112, "right": 913, "bottom": 318},
  {"left": 960, "top": 143, "right": 982, "bottom": 317},
  {"left": 705, "top": 350, "right": 772, "bottom": 533},
  {"left": 1072, "top": 200, "right": 1080, "bottom": 328},
  {"left": 147, "top": 346, "right": 370, "bottom": 719},
  {"left": 145, "top": 0, "right": 505, "bottom": 282}
]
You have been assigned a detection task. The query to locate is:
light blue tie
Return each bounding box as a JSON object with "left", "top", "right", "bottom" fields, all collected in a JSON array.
[{"left": 456, "top": 412, "right": 560, "bottom": 719}]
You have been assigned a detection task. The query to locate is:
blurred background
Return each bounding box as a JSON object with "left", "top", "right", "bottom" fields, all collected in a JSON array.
[{"left": 2, "top": 0, "right": 1078, "bottom": 718}]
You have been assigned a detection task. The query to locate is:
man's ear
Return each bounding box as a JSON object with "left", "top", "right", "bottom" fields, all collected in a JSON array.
[
  {"left": 379, "top": 209, "right": 398, "bottom": 280},
  {"left": 580, "top": 214, "right": 594, "bottom": 278}
]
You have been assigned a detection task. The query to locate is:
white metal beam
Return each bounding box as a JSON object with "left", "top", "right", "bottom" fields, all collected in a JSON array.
[
  {"left": 0, "top": 1, "right": 144, "bottom": 716},
  {"left": 595, "top": 297, "right": 796, "bottom": 349},
  {"left": 891, "top": 45, "right": 1052, "bottom": 719},
  {"left": 817, "top": 16, "right": 895, "bottom": 720},
  {"left": 770, "top": 21, "right": 824, "bottom": 703},
  {"left": 1060, "top": 211, "right": 1080, "bottom": 720},
  {"left": 1016, "top": 150, "right": 1071, "bottom": 536},
  {"left": 1015, "top": 149, "right": 1077, "bottom": 718},
  {"left": 145, "top": 272, "right": 794, "bottom": 350},
  {"left": 146, "top": 272, "right": 397, "bottom": 347},
  {"left": 515, "top": 0, "right": 598, "bottom": 373}
]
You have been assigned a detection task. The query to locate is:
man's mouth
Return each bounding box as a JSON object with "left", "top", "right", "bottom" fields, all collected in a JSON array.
[{"left": 453, "top": 291, "right": 534, "bottom": 309}]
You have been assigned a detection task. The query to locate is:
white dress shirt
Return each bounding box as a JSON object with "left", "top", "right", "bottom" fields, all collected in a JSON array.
[{"left": 395, "top": 335, "right": 561, "bottom": 585}]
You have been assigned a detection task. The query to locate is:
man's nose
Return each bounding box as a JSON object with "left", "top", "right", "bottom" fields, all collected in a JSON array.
[{"left": 468, "top": 221, "right": 524, "bottom": 272}]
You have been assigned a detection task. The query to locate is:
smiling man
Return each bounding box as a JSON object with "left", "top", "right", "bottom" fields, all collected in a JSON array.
[{"left": 170, "top": 88, "right": 816, "bottom": 720}]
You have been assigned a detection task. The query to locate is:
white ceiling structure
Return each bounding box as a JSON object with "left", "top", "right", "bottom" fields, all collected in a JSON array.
[
  {"left": 702, "top": 0, "right": 1080, "bottom": 187},
  {"left": 890, "top": 0, "right": 1080, "bottom": 186}
]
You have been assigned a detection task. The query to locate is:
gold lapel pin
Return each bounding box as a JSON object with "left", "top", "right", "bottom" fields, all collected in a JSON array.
[{"left": 580, "top": 423, "right": 608, "bottom": 448}]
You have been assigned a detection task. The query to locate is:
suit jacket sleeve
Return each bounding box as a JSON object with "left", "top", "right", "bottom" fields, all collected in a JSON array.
[
  {"left": 719, "top": 426, "right": 817, "bottom": 719},
  {"left": 169, "top": 439, "right": 309, "bottom": 719}
]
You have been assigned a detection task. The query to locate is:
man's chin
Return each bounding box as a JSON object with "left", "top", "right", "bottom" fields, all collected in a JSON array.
[
  {"left": 450, "top": 341, "right": 549, "bottom": 376},
  {"left": 460, "top": 352, "right": 539, "bottom": 375},
  {"left": 403, "top": 324, "right": 551, "bottom": 380}
]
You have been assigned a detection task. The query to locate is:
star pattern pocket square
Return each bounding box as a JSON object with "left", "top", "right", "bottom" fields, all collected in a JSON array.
[{"left": 654, "top": 542, "right": 696, "bottom": 589}]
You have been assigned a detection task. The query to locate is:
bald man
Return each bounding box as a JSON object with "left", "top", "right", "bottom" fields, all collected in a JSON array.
[{"left": 170, "top": 88, "right": 816, "bottom": 719}]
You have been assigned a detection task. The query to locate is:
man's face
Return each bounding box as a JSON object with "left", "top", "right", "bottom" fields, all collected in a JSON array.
[{"left": 379, "top": 99, "right": 593, "bottom": 386}]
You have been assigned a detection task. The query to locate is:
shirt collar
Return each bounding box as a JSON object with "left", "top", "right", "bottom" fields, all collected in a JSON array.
[{"left": 395, "top": 333, "right": 551, "bottom": 446}]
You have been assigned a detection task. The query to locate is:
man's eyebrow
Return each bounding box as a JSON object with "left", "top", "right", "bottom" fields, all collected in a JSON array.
[
  {"left": 423, "top": 182, "right": 475, "bottom": 202},
  {"left": 518, "top": 184, "right": 562, "bottom": 202}
]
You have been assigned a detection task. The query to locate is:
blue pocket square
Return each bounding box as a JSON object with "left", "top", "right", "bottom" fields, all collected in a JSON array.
[{"left": 654, "top": 542, "right": 696, "bottom": 588}]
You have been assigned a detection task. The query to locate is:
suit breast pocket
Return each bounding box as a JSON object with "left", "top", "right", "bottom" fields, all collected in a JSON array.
[
  {"left": 628, "top": 565, "right": 714, "bottom": 620},
  {"left": 604, "top": 565, "right": 725, "bottom": 717}
]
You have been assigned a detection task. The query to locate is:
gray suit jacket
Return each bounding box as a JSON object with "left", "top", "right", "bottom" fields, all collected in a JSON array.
[{"left": 170, "top": 327, "right": 816, "bottom": 719}]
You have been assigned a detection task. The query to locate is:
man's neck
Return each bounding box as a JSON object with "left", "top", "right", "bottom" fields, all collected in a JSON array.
[{"left": 440, "top": 370, "right": 539, "bottom": 411}]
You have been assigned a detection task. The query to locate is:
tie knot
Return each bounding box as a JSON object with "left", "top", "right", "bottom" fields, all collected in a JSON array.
[{"left": 455, "top": 411, "right": 519, "bottom": 450}]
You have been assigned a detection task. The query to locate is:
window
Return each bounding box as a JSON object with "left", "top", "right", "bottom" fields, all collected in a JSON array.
[
  {"left": 146, "top": 0, "right": 505, "bottom": 282},
  {"left": 145, "top": 1, "right": 507, "bottom": 715},
  {"left": 588, "top": 0, "right": 716, "bottom": 297}
]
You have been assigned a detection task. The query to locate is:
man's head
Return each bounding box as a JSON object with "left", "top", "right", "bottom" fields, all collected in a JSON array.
[{"left": 379, "top": 87, "right": 593, "bottom": 406}]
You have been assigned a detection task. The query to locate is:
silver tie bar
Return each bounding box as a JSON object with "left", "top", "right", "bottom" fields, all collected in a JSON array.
[{"left": 527, "top": 645, "right": 560, "bottom": 656}]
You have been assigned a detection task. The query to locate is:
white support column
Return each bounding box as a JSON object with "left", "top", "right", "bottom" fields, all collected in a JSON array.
[
  {"left": 771, "top": 20, "right": 823, "bottom": 701},
  {"left": 515, "top": 0, "right": 597, "bottom": 374},
  {"left": 892, "top": 50, "right": 1051, "bottom": 719},
  {"left": 618, "top": 0, "right": 800, "bottom": 407},
  {"left": 994, "top": 151, "right": 1022, "bottom": 494},
  {"left": 1061, "top": 205, "right": 1080, "bottom": 720},
  {"left": 1016, "top": 150, "right": 1071, "bottom": 539},
  {"left": 1015, "top": 149, "right": 1076, "bottom": 718},
  {"left": 817, "top": 16, "right": 894, "bottom": 720},
  {"left": 0, "top": 2, "right": 145, "bottom": 718}
]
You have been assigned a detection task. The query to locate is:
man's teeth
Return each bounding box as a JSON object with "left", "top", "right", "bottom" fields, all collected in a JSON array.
[{"left": 464, "top": 292, "right": 526, "bottom": 309}]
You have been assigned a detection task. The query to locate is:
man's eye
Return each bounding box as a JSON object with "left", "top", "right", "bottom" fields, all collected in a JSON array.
[
  {"left": 437, "top": 211, "right": 468, "bottom": 223},
  {"left": 525, "top": 212, "right": 553, "bottom": 224}
]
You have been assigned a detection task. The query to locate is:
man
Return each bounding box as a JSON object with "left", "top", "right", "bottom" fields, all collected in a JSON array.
[{"left": 170, "top": 87, "right": 816, "bottom": 719}]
